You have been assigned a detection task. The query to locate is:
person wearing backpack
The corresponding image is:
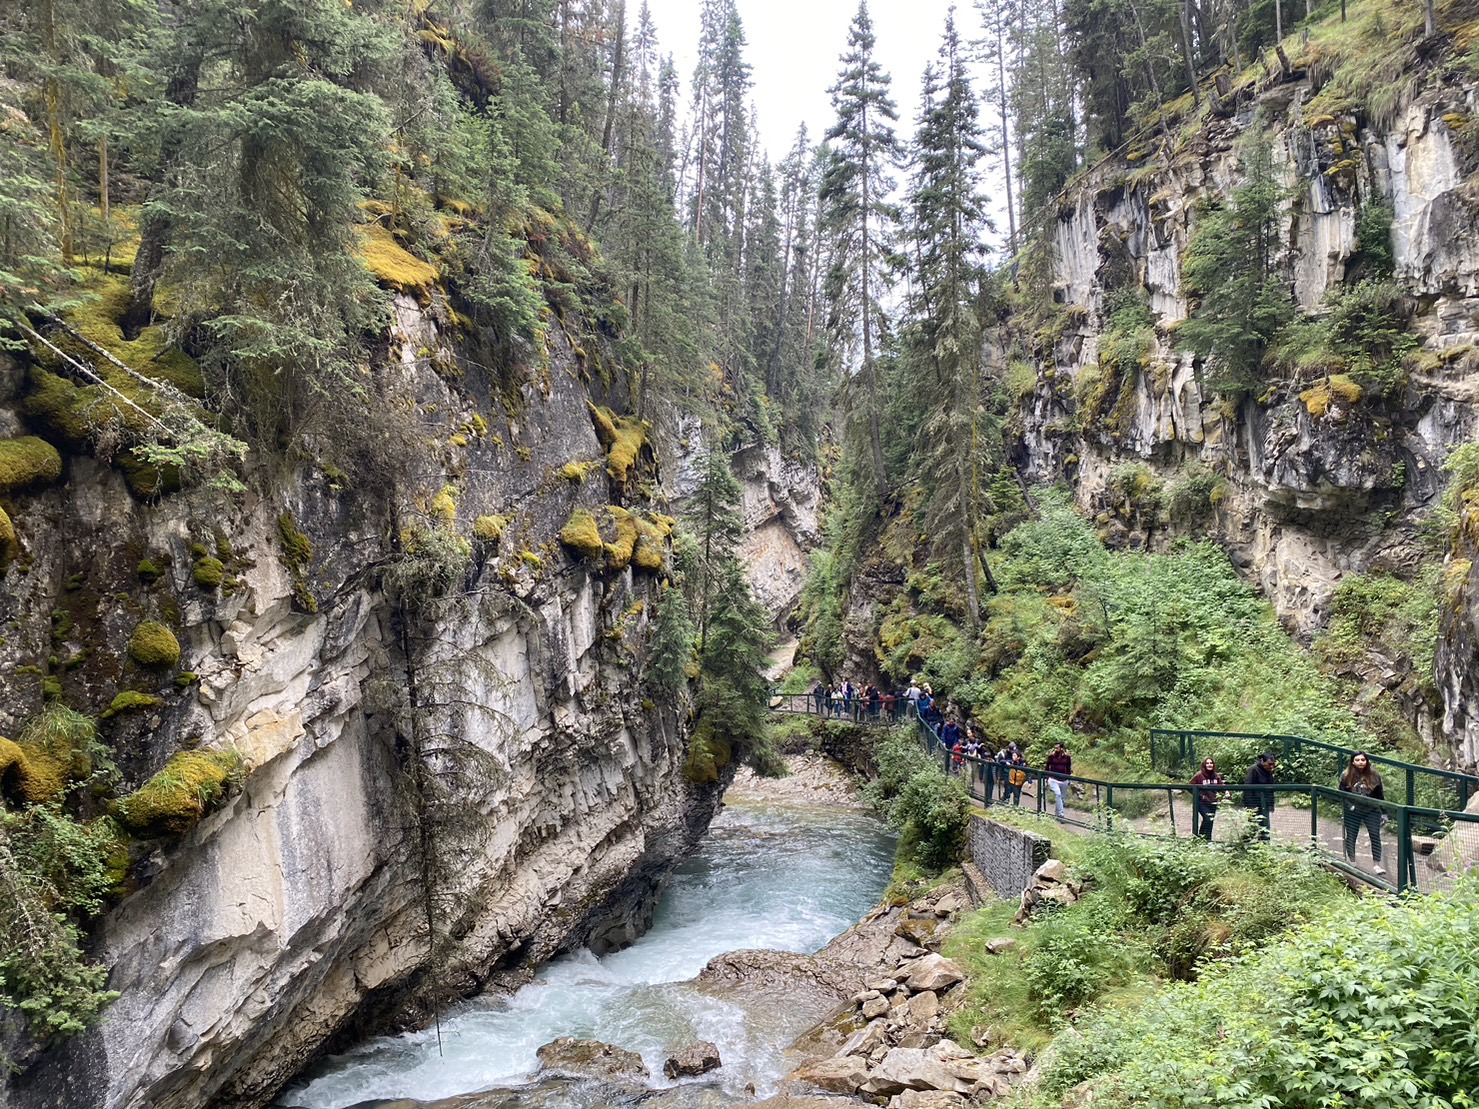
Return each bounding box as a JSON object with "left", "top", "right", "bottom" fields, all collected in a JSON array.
[
  {"left": 1190, "top": 757, "right": 1225, "bottom": 841},
  {"left": 1007, "top": 752, "right": 1029, "bottom": 806}
]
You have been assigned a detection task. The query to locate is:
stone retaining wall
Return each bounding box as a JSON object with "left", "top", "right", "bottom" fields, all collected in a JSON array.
[{"left": 967, "top": 816, "right": 1052, "bottom": 899}]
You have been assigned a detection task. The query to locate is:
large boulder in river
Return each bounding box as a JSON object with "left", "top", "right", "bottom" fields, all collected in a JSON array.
[
  {"left": 534, "top": 1037, "right": 649, "bottom": 1082},
  {"left": 695, "top": 948, "right": 866, "bottom": 1012},
  {"left": 663, "top": 1040, "right": 722, "bottom": 1078}
]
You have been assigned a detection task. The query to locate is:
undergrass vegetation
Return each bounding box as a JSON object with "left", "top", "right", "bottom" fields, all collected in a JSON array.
[
  {"left": 921, "top": 490, "right": 1366, "bottom": 776},
  {"left": 944, "top": 834, "right": 1347, "bottom": 1056},
  {"left": 1029, "top": 876, "right": 1479, "bottom": 1108},
  {"left": 865, "top": 729, "right": 969, "bottom": 884}
]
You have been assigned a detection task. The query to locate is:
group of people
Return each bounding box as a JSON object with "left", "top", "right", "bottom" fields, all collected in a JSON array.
[
  {"left": 808, "top": 679, "right": 944, "bottom": 725},
  {"left": 944, "top": 728, "right": 1075, "bottom": 820},
  {"left": 1188, "top": 750, "right": 1388, "bottom": 872}
]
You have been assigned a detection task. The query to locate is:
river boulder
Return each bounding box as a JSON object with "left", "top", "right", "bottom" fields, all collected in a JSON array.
[
  {"left": 663, "top": 1040, "right": 721, "bottom": 1078},
  {"left": 534, "top": 1037, "right": 649, "bottom": 1081}
]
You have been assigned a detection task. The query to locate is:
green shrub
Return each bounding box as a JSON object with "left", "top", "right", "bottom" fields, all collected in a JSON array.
[
  {"left": 0, "top": 806, "right": 122, "bottom": 1036},
  {"left": 1038, "top": 877, "right": 1479, "bottom": 1108}
]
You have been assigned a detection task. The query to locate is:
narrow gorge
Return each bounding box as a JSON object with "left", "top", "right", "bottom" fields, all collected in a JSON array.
[{"left": 4, "top": 0, "right": 1479, "bottom": 1107}]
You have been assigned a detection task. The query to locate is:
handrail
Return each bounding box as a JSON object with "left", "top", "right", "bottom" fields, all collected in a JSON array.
[
  {"left": 1150, "top": 727, "right": 1479, "bottom": 811},
  {"left": 914, "top": 717, "right": 1479, "bottom": 896}
]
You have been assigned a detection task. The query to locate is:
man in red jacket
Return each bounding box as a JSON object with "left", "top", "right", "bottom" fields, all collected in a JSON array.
[{"left": 1045, "top": 741, "right": 1072, "bottom": 821}]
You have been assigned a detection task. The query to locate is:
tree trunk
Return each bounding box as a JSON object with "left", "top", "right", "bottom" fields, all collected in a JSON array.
[
  {"left": 1180, "top": 0, "right": 1201, "bottom": 104},
  {"left": 122, "top": 60, "right": 200, "bottom": 337}
]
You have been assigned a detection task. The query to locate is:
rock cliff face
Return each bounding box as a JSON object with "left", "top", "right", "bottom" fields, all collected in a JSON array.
[
  {"left": 1, "top": 295, "right": 723, "bottom": 1109},
  {"left": 665, "top": 421, "right": 823, "bottom": 622},
  {"left": 1018, "top": 65, "right": 1479, "bottom": 768}
]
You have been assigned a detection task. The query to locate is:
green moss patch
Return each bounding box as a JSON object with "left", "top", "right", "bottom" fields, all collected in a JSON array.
[
  {"left": 63, "top": 274, "right": 206, "bottom": 397},
  {"left": 0, "top": 437, "right": 63, "bottom": 493},
  {"left": 0, "top": 506, "right": 16, "bottom": 570},
  {"left": 101, "top": 691, "right": 163, "bottom": 719},
  {"left": 358, "top": 224, "right": 439, "bottom": 292},
  {"left": 127, "top": 621, "right": 180, "bottom": 669},
  {"left": 474, "top": 514, "right": 509, "bottom": 543},
  {"left": 633, "top": 515, "right": 672, "bottom": 573},
  {"left": 0, "top": 706, "right": 97, "bottom": 805},
  {"left": 682, "top": 725, "right": 732, "bottom": 784},
  {"left": 192, "top": 557, "right": 224, "bottom": 589},
  {"left": 559, "top": 508, "right": 604, "bottom": 559},
  {"left": 277, "top": 513, "right": 317, "bottom": 613},
  {"left": 587, "top": 405, "right": 647, "bottom": 484},
  {"left": 114, "top": 749, "right": 244, "bottom": 837}
]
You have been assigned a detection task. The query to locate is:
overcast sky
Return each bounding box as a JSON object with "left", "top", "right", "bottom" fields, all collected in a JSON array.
[{"left": 637, "top": 0, "right": 976, "bottom": 160}]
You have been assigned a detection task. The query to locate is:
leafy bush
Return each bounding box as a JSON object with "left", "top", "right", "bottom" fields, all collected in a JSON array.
[
  {"left": 865, "top": 729, "right": 967, "bottom": 872},
  {"left": 946, "top": 835, "right": 1346, "bottom": 1054},
  {"left": 0, "top": 806, "right": 123, "bottom": 1037},
  {"left": 1038, "top": 878, "right": 1479, "bottom": 1108}
]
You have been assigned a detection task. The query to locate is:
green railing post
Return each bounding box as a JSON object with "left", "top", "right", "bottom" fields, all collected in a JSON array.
[
  {"left": 1405, "top": 766, "right": 1415, "bottom": 809},
  {"left": 1397, "top": 805, "right": 1412, "bottom": 894},
  {"left": 1310, "top": 787, "right": 1319, "bottom": 848},
  {"left": 1105, "top": 784, "right": 1115, "bottom": 831}
]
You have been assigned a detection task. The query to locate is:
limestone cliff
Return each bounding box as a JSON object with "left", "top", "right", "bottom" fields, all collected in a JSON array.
[
  {"left": 0, "top": 293, "right": 723, "bottom": 1109},
  {"left": 1017, "top": 59, "right": 1479, "bottom": 769}
]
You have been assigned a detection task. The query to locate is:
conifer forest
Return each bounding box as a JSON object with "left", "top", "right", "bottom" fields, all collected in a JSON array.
[{"left": 2, "top": 0, "right": 1479, "bottom": 1106}]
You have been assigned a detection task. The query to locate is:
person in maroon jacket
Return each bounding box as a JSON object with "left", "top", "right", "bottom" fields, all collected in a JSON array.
[
  {"left": 1044, "top": 741, "right": 1072, "bottom": 820},
  {"left": 1190, "top": 757, "right": 1226, "bottom": 841}
]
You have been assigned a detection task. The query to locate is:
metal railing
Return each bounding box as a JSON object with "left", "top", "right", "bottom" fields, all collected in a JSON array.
[
  {"left": 1150, "top": 728, "right": 1479, "bottom": 813},
  {"left": 917, "top": 720, "right": 1479, "bottom": 895},
  {"left": 768, "top": 691, "right": 910, "bottom": 726}
]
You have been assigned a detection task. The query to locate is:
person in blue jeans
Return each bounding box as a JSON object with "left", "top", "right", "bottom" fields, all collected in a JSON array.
[{"left": 1044, "top": 742, "right": 1072, "bottom": 820}]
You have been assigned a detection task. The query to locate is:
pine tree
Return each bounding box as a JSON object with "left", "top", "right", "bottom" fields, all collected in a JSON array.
[
  {"left": 1179, "top": 134, "right": 1292, "bottom": 397},
  {"left": 821, "top": 0, "right": 902, "bottom": 503},
  {"left": 904, "top": 13, "right": 998, "bottom": 629}
]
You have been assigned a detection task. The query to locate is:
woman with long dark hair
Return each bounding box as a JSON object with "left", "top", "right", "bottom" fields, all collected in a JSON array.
[
  {"left": 1339, "top": 752, "right": 1386, "bottom": 874},
  {"left": 1190, "top": 757, "right": 1225, "bottom": 841}
]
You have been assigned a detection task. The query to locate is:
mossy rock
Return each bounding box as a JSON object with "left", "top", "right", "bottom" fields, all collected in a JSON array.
[
  {"left": 633, "top": 517, "right": 667, "bottom": 573},
  {"left": 118, "top": 449, "right": 184, "bottom": 499},
  {"left": 0, "top": 436, "right": 63, "bottom": 493},
  {"left": 128, "top": 620, "right": 180, "bottom": 669},
  {"left": 603, "top": 506, "right": 638, "bottom": 570},
  {"left": 278, "top": 513, "right": 313, "bottom": 567},
  {"left": 429, "top": 486, "right": 457, "bottom": 525},
  {"left": 560, "top": 508, "right": 605, "bottom": 559},
  {"left": 0, "top": 706, "right": 97, "bottom": 804},
  {"left": 358, "top": 224, "right": 439, "bottom": 292},
  {"left": 1300, "top": 374, "right": 1363, "bottom": 419},
  {"left": 682, "top": 727, "right": 732, "bottom": 785},
  {"left": 473, "top": 514, "right": 508, "bottom": 543},
  {"left": 114, "top": 749, "right": 244, "bottom": 837},
  {"left": 192, "top": 557, "right": 224, "bottom": 589},
  {"left": 0, "top": 506, "right": 16, "bottom": 570},
  {"left": 63, "top": 273, "right": 206, "bottom": 397},
  {"left": 102, "top": 690, "right": 163, "bottom": 719},
  {"left": 137, "top": 558, "right": 163, "bottom": 583}
]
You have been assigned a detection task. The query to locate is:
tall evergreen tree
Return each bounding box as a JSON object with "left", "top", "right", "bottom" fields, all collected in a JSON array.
[
  {"left": 904, "top": 12, "right": 997, "bottom": 629},
  {"left": 821, "top": 0, "right": 901, "bottom": 503}
]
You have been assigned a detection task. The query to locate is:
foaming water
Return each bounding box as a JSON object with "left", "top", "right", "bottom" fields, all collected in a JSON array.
[{"left": 276, "top": 798, "right": 896, "bottom": 1109}]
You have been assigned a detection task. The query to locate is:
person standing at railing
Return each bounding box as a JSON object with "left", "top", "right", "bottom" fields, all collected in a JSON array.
[
  {"left": 1190, "top": 757, "right": 1225, "bottom": 841},
  {"left": 811, "top": 681, "right": 826, "bottom": 716},
  {"left": 1242, "top": 753, "right": 1277, "bottom": 840},
  {"left": 1044, "top": 741, "right": 1072, "bottom": 821},
  {"left": 1340, "top": 753, "right": 1386, "bottom": 875},
  {"left": 1008, "top": 750, "right": 1029, "bottom": 806}
]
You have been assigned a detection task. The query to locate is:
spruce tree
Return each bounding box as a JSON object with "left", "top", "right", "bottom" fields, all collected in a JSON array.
[
  {"left": 904, "top": 13, "right": 998, "bottom": 629},
  {"left": 821, "top": 1, "right": 901, "bottom": 503}
]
